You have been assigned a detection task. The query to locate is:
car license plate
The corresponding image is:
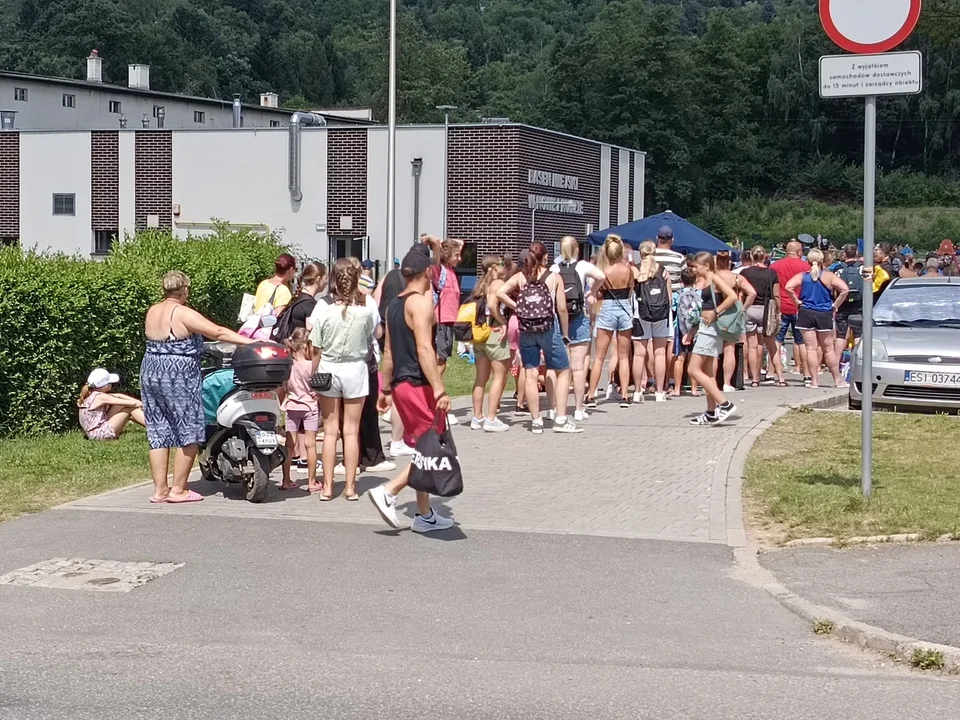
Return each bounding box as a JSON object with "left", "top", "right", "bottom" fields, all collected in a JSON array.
[
  {"left": 254, "top": 431, "right": 278, "bottom": 447},
  {"left": 904, "top": 371, "right": 960, "bottom": 387}
]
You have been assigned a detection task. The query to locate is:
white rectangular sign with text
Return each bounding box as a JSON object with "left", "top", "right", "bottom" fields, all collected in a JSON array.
[{"left": 819, "top": 51, "right": 922, "bottom": 98}]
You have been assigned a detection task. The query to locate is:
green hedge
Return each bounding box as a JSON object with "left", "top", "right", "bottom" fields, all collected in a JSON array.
[
  {"left": 0, "top": 227, "right": 287, "bottom": 437},
  {"left": 693, "top": 199, "right": 960, "bottom": 253}
]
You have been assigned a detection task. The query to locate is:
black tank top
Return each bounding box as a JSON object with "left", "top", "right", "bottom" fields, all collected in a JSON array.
[
  {"left": 387, "top": 294, "right": 430, "bottom": 387},
  {"left": 606, "top": 286, "right": 631, "bottom": 301}
]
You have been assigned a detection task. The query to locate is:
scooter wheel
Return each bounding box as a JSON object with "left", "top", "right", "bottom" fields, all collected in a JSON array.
[
  {"left": 245, "top": 451, "right": 270, "bottom": 503},
  {"left": 199, "top": 460, "right": 214, "bottom": 482}
]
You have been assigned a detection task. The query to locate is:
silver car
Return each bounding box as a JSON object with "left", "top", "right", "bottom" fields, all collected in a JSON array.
[{"left": 849, "top": 277, "right": 960, "bottom": 412}]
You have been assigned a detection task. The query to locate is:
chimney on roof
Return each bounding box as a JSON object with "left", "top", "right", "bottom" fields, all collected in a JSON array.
[
  {"left": 260, "top": 92, "right": 279, "bottom": 108},
  {"left": 128, "top": 64, "right": 150, "bottom": 90},
  {"left": 87, "top": 50, "right": 103, "bottom": 83}
]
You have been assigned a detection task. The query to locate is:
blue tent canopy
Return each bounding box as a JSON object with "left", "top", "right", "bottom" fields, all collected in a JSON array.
[{"left": 588, "top": 211, "right": 737, "bottom": 259}]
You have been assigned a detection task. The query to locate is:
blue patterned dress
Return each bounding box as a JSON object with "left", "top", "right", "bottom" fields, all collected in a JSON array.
[{"left": 140, "top": 334, "right": 206, "bottom": 450}]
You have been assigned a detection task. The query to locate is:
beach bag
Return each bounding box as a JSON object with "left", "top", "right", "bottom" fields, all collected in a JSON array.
[
  {"left": 515, "top": 273, "right": 554, "bottom": 334},
  {"left": 408, "top": 415, "right": 464, "bottom": 497},
  {"left": 454, "top": 297, "right": 491, "bottom": 344},
  {"left": 711, "top": 285, "right": 746, "bottom": 337}
]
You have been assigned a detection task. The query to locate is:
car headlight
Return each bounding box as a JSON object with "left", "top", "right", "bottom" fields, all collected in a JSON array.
[{"left": 872, "top": 340, "right": 888, "bottom": 362}]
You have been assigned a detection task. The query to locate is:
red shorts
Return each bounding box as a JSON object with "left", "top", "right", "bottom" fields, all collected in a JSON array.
[{"left": 393, "top": 382, "right": 447, "bottom": 447}]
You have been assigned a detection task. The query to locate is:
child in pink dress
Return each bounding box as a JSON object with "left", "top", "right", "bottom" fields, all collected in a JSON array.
[{"left": 280, "top": 329, "right": 321, "bottom": 492}]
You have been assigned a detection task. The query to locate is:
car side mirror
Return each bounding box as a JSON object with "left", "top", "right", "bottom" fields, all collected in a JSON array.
[{"left": 848, "top": 314, "right": 863, "bottom": 331}]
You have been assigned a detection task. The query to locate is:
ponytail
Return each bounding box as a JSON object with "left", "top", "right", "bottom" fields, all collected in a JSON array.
[
  {"left": 332, "top": 258, "right": 361, "bottom": 318},
  {"left": 523, "top": 242, "right": 548, "bottom": 281},
  {"left": 77, "top": 384, "right": 92, "bottom": 407},
  {"left": 807, "top": 249, "right": 824, "bottom": 282}
]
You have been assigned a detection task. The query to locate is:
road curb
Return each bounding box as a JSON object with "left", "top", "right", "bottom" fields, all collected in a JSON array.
[
  {"left": 782, "top": 532, "right": 959, "bottom": 548},
  {"left": 727, "top": 389, "right": 960, "bottom": 674}
]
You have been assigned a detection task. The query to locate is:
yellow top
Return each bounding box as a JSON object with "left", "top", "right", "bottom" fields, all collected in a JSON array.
[{"left": 253, "top": 279, "right": 292, "bottom": 313}]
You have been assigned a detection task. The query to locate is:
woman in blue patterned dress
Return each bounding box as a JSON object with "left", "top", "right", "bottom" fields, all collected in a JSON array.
[{"left": 142, "top": 271, "right": 252, "bottom": 504}]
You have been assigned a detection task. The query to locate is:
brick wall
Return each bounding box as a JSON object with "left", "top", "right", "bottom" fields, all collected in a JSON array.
[
  {"left": 609, "top": 155, "right": 619, "bottom": 227},
  {"left": 134, "top": 131, "right": 172, "bottom": 230},
  {"left": 518, "top": 126, "right": 601, "bottom": 251},
  {"left": 327, "top": 129, "right": 367, "bottom": 236},
  {"left": 446, "top": 126, "right": 522, "bottom": 262},
  {"left": 0, "top": 133, "right": 19, "bottom": 242},
  {"left": 91, "top": 131, "right": 119, "bottom": 231}
]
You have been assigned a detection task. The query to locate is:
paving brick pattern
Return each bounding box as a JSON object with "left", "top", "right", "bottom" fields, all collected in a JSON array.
[{"left": 63, "top": 386, "right": 843, "bottom": 544}]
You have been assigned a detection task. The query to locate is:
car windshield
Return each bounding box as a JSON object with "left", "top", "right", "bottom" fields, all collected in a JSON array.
[{"left": 874, "top": 283, "right": 960, "bottom": 326}]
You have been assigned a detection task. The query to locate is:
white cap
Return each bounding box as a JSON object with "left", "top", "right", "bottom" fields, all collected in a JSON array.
[{"left": 87, "top": 368, "right": 120, "bottom": 388}]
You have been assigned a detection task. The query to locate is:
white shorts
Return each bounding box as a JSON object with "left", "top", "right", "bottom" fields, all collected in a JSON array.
[{"left": 318, "top": 359, "right": 369, "bottom": 400}]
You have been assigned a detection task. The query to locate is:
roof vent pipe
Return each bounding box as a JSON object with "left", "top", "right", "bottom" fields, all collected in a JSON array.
[
  {"left": 232, "top": 95, "right": 241, "bottom": 128},
  {"left": 87, "top": 50, "right": 102, "bottom": 83},
  {"left": 288, "top": 112, "right": 326, "bottom": 202}
]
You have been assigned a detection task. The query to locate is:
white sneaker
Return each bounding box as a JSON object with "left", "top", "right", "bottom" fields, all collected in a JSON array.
[
  {"left": 574, "top": 409, "right": 590, "bottom": 422},
  {"left": 365, "top": 460, "right": 396, "bottom": 472},
  {"left": 381, "top": 409, "right": 392, "bottom": 424},
  {"left": 470, "top": 416, "right": 483, "bottom": 430},
  {"left": 722, "top": 384, "right": 736, "bottom": 393},
  {"left": 483, "top": 418, "right": 509, "bottom": 433},
  {"left": 716, "top": 402, "right": 738, "bottom": 423},
  {"left": 447, "top": 413, "right": 459, "bottom": 426},
  {"left": 412, "top": 510, "right": 455, "bottom": 533},
  {"left": 545, "top": 409, "right": 556, "bottom": 421},
  {"left": 632, "top": 391, "right": 644, "bottom": 404},
  {"left": 389, "top": 440, "right": 415, "bottom": 457},
  {"left": 531, "top": 419, "right": 544, "bottom": 435},
  {"left": 368, "top": 485, "right": 400, "bottom": 528},
  {"left": 655, "top": 392, "right": 667, "bottom": 403},
  {"left": 334, "top": 463, "right": 363, "bottom": 476},
  {"left": 553, "top": 418, "right": 583, "bottom": 433}
]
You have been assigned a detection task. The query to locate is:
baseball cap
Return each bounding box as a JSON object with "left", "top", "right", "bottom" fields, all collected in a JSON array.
[
  {"left": 657, "top": 225, "right": 673, "bottom": 239},
  {"left": 361, "top": 259, "right": 374, "bottom": 269},
  {"left": 401, "top": 249, "right": 431, "bottom": 275},
  {"left": 411, "top": 243, "right": 431, "bottom": 258},
  {"left": 87, "top": 368, "right": 120, "bottom": 388}
]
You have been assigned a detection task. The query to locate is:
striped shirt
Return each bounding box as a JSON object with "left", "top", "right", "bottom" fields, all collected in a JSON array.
[{"left": 653, "top": 247, "right": 685, "bottom": 284}]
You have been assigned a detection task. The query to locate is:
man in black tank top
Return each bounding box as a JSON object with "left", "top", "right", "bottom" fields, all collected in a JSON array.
[{"left": 367, "top": 249, "right": 455, "bottom": 533}]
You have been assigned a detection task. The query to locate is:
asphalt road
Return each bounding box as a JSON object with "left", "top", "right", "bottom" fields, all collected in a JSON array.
[{"left": 2, "top": 510, "right": 958, "bottom": 719}]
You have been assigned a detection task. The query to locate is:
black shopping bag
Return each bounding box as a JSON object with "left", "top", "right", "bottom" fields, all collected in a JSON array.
[{"left": 408, "top": 414, "right": 464, "bottom": 497}]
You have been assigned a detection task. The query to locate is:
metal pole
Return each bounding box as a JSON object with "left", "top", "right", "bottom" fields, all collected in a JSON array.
[
  {"left": 385, "top": 0, "right": 397, "bottom": 266},
  {"left": 531, "top": 207, "right": 537, "bottom": 243},
  {"left": 442, "top": 112, "right": 449, "bottom": 239},
  {"left": 862, "top": 96, "right": 877, "bottom": 499}
]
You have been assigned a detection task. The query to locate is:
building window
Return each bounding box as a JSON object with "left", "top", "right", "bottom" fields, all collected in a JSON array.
[
  {"left": 109, "top": 100, "right": 122, "bottom": 114},
  {"left": 62, "top": 93, "right": 76, "bottom": 108},
  {"left": 270, "top": 120, "right": 280, "bottom": 127},
  {"left": 457, "top": 241, "right": 478, "bottom": 274},
  {"left": 52, "top": 193, "right": 75, "bottom": 216},
  {"left": 94, "top": 230, "right": 117, "bottom": 256},
  {"left": 152, "top": 105, "right": 162, "bottom": 118},
  {"left": 193, "top": 111, "right": 205, "bottom": 124},
  {"left": 14, "top": 87, "right": 27, "bottom": 102}
]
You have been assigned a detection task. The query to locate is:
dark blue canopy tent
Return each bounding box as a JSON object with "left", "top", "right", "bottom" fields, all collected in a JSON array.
[{"left": 588, "top": 211, "right": 738, "bottom": 260}]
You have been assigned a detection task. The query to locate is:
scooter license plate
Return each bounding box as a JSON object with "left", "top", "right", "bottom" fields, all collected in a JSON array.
[{"left": 254, "top": 431, "right": 278, "bottom": 447}]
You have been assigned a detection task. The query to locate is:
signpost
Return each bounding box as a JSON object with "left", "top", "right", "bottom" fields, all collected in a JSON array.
[{"left": 818, "top": 0, "right": 923, "bottom": 499}]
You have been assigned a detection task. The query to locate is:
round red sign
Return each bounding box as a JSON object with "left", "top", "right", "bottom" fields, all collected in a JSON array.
[{"left": 820, "top": 0, "right": 922, "bottom": 54}]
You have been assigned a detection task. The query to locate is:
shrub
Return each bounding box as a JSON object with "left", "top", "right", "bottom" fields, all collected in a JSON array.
[{"left": 0, "top": 227, "right": 287, "bottom": 436}]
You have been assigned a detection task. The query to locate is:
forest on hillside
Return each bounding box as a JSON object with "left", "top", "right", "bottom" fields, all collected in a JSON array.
[{"left": 2, "top": 0, "right": 960, "bottom": 217}]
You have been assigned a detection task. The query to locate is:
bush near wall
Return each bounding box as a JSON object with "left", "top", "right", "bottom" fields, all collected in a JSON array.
[
  {"left": 0, "top": 227, "right": 288, "bottom": 437},
  {"left": 693, "top": 199, "right": 960, "bottom": 253}
]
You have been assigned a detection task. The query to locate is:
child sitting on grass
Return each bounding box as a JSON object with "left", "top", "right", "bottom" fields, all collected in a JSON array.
[{"left": 77, "top": 368, "right": 146, "bottom": 440}]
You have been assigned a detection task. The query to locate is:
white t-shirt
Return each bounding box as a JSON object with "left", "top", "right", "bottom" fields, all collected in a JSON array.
[{"left": 550, "top": 259, "right": 595, "bottom": 293}]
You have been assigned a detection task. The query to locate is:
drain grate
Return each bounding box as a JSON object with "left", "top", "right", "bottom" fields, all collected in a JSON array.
[{"left": 0, "top": 558, "right": 184, "bottom": 593}]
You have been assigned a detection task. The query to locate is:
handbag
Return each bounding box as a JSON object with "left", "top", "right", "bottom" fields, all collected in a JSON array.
[
  {"left": 408, "top": 413, "right": 464, "bottom": 497},
  {"left": 764, "top": 299, "right": 780, "bottom": 337},
  {"left": 711, "top": 285, "right": 746, "bottom": 337},
  {"left": 308, "top": 372, "right": 332, "bottom": 392}
]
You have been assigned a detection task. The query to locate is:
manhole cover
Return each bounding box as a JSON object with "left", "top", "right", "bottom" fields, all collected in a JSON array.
[{"left": 0, "top": 558, "right": 184, "bottom": 593}]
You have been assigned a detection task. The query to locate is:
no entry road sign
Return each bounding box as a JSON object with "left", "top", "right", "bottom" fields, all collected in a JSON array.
[{"left": 820, "top": 0, "right": 922, "bottom": 54}]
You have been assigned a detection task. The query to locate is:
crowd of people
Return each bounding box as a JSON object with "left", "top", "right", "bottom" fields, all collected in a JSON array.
[{"left": 79, "top": 227, "right": 925, "bottom": 527}]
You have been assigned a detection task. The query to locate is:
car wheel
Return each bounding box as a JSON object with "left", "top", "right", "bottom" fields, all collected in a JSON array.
[{"left": 848, "top": 397, "right": 861, "bottom": 411}]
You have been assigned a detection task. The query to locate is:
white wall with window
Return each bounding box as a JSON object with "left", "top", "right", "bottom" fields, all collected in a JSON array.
[
  {"left": 171, "top": 128, "right": 328, "bottom": 259},
  {"left": 19, "top": 131, "right": 93, "bottom": 256}
]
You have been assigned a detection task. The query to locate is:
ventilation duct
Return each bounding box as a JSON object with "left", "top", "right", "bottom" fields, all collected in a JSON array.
[{"left": 288, "top": 112, "right": 326, "bottom": 202}]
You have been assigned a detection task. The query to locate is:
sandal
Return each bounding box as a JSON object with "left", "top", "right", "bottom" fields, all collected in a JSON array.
[
  {"left": 777, "top": 380, "right": 789, "bottom": 387},
  {"left": 165, "top": 489, "right": 204, "bottom": 504},
  {"left": 343, "top": 493, "right": 360, "bottom": 502},
  {"left": 318, "top": 493, "right": 334, "bottom": 502},
  {"left": 750, "top": 382, "right": 760, "bottom": 388}
]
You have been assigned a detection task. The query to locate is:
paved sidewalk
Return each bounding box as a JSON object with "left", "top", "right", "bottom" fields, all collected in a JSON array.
[
  {"left": 63, "top": 384, "right": 845, "bottom": 543},
  {"left": 762, "top": 543, "right": 960, "bottom": 649}
]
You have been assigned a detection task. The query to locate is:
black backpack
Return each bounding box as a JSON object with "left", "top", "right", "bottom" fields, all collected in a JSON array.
[
  {"left": 636, "top": 264, "right": 670, "bottom": 323},
  {"left": 271, "top": 294, "right": 315, "bottom": 341},
  {"left": 838, "top": 263, "right": 864, "bottom": 304},
  {"left": 557, "top": 261, "right": 584, "bottom": 316}
]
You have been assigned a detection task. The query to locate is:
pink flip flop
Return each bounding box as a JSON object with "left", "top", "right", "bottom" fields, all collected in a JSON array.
[
  {"left": 149, "top": 496, "right": 169, "bottom": 504},
  {"left": 165, "top": 490, "right": 204, "bottom": 504}
]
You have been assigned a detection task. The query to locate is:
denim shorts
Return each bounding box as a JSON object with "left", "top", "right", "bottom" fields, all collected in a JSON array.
[
  {"left": 519, "top": 322, "right": 570, "bottom": 371},
  {"left": 776, "top": 314, "right": 804, "bottom": 345},
  {"left": 597, "top": 299, "right": 632, "bottom": 333},
  {"left": 567, "top": 312, "right": 591, "bottom": 345}
]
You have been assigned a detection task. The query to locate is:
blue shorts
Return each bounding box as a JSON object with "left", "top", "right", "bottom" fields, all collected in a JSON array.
[
  {"left": 776, "top": 314, "right": 804, "bottom": 345},
  {"left": 519, "top": 322, "right": 570, "bottom": 371},
  {"left": 567, "top": 312, "right": 591, "bottom": 345},
  {"left": 597, "top": 299, "right": 632, "bottom": 333}
]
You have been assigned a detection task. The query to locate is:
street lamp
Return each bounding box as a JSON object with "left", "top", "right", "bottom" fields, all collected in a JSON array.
[
  {"left": 436, "top": 104, "right": 457, "bottom": 239},
  {"left": 531, "top": 199, "right": 578, "bottom": 243},
  {"left": 385, "top": 0, "right": 398, "bottom": 268}
]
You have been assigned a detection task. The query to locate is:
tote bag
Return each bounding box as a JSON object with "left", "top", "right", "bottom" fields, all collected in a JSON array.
[
  {"left": 710, "top": 285, "right": 746, "bottom": 338},
  {"left": 408, "top": 414, "right": 464, "bottom": 497}
]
